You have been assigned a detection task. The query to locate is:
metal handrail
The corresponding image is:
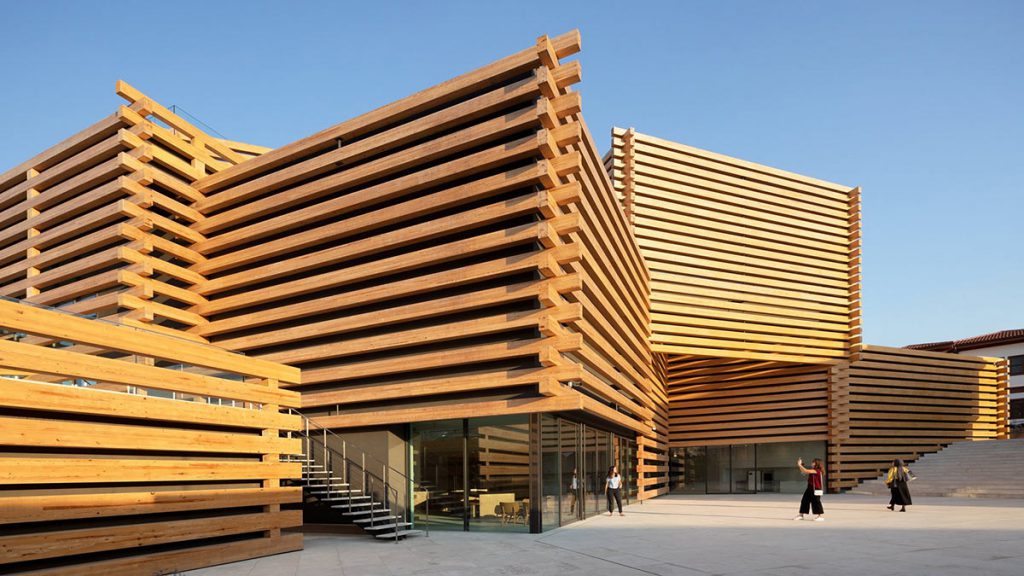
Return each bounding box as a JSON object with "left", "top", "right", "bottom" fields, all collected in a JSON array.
[{"left": 287, "top": 409, "right": 429, "bottom": 537}]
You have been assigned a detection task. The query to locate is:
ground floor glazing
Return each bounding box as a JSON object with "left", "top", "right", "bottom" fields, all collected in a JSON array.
[
  {"left": 669, "top": 440, "right": 826, "bottom": 494},
  {"left": 409, "top": 413, "right": 637, "bottom": 533}
]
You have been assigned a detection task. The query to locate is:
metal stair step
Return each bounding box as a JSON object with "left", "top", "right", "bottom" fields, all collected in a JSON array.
[
  {"left": 361, "top": 521, "right": 412, "bottom": 532},
  {"left": 310, "top": 489, "right": 361, "bottom": 496},
  {"left": 342, "top": 508, "right": 390, "bottom": 517},
  {"left": 352, "top": 513, "right": 397, "bottom": 524},
  {"left": 320, "top": 495, "right": 371, "bottom": 502},
  {"left": 374, "top": 529, "right": 424, "bottom": 540},
  {"left": 330, "top": 500, "right": 381, "bottom": 509}
]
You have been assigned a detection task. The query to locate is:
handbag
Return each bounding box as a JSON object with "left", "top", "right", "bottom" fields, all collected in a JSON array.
[{"left": 813, "top": 471, "right": 823, "bottom": 496}]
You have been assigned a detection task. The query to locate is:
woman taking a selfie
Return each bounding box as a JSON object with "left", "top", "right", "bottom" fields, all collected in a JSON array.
[{"left": 794, "top": 457, "right": 825, "bottom": 522}]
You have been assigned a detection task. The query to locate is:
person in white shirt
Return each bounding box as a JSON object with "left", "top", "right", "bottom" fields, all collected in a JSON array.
[
  {"left": 605, "top": 465, "right": 623, "bottom": 516},
  {"left": 569, "top": 468, "right": 579, "bottom": 513}
]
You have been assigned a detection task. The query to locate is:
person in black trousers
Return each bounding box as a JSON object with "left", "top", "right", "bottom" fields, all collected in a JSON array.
[
  {"left": 886, "top": 458, "right": 916, "bottom": 512},
  {"left": 794, "top": 457, "right": 825, "bottom": 522},
  {"left": 605, "top": 465, "right": 623, "bottom": 516}
]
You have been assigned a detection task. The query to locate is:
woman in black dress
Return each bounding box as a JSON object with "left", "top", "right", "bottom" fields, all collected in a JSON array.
[{"left": 886, "top": 458, "right": 916, "bottom": 512}]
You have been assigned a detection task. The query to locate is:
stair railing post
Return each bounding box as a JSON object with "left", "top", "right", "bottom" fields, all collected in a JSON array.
[
  {"left": 342, "top": 441, "right": 347, "bottom": 484},
  {"left": 322, "top": 428, "right": 328, "bottom": 482},
  {"left": 363, "top": 453, "right": 369, "bottom": 527},
  {"left": 425, "top": 487, "right": 429, "bottom": 537}
]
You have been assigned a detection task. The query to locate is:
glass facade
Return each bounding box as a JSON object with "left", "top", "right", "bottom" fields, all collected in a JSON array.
[
  {"left": 467, "top": 416, "right": 531, "bottom": 531},
  {"left": 670, "top": 441, "right": 826, "bottom": 494},
  {"left": 410, "top": 419, "right": 466, "bottom": 531},
  {"left": 410, "top": 414, "right": 634, "bottom": 532}
]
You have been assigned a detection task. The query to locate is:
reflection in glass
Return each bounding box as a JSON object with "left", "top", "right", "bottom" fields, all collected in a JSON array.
[
  {"left": 680, "top": 447, "right": 707, "bottom": 493},
  {"left": 584, "top": 427, "right": 599, "bottom": 517},
  {"left": 706, "top": 445, "right": 731, "bottom": 493},
  {"left": 624, "top": 439, "right": 638, "bottom": 502},
  {"left": 560, "top": 419, "right": 579, "bottom": 525},
  {"left": 540, "top": 415, "right": 560, "bottom": 530},
  {"left": 467, "top": 415, "right": 530, "bottom": 532},
  {"left": 755, "top": 441, "right": 826, "bottom": 493},
  {"left": 411, "top": 419, "right": 465, "bottom": 531},
  {"left": 589, "top": 429, "right": 610, "bottom": 515}
]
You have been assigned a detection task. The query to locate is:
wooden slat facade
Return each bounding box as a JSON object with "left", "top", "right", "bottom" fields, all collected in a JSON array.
[
  {"left": 666, "top": 356, "right": 831, "bottom": 448},
  {"left": 0, "top": 81, "right": 262, "bottom": 342},
  {"left": 0, "top": 298, "right": 302, "bottom": 574},
  {"left": 607, "top": 129, "right": 1007, "bottom": 494},
  {"left": 609, "top": 128, "right": 861, "bottom": 364},
  {"left": 827, "top": 344, "right": 1008, "bottom": 491},
  {"left": 183, "top": 31, "right": 664, "bottom": 495}
]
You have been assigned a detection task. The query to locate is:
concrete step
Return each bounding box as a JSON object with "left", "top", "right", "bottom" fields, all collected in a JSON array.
[{"left": 850, "top": 439, "right": 1024, "bottom": 499}]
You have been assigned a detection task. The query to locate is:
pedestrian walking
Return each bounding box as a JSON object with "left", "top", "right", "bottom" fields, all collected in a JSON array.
[
  {"left": 886, "top": 458, "right": 916, "bottom": 512},
  {"left": 794, "top": 457, "right": 825, "bottom": 522},
  {"left": 605, "top": 465, "right": 623, "bottom": 516}
]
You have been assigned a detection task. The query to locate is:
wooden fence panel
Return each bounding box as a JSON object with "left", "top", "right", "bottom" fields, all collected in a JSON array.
[{"left": 0, "top": 299, "right": 302, "bottom": 575}]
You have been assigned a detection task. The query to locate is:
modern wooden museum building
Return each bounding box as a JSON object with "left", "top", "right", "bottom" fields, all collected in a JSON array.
[{"left": 0, "top": 30, "right": 1007, "bottom": 574}]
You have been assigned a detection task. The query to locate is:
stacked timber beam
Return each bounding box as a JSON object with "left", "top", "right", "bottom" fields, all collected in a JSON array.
[
  {"left": 0, "top": 82, "right": 263, "bottom": 342},
  {"left": 610, "top": 129, "right": 860, "bottom": 364},
  {"left": 0, "top": 298, "right": 302, "bottom": 575},
  {"left": 826, "top": 344, "right": 1008, "bottom": 491},
  {"left": 184, "top": 30, "right": 662, "bottom": 492},
  {"left": 666, "top": 356, "right": 831, "bottom": 447}
]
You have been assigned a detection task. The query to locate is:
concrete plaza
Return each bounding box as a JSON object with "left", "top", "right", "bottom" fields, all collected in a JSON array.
[{"left": 188, "top": 494, "right": 1024, "bottom": 576}]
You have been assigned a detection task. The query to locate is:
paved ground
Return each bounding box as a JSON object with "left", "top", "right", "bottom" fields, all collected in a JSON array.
[{"left": 188, "top": 494, "right": 1024, "bottom": 576}]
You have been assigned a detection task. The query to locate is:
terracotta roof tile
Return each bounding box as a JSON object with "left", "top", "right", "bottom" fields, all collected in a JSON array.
[{"left": 906, "top": 329, "right": 1024, "bottom": 352}]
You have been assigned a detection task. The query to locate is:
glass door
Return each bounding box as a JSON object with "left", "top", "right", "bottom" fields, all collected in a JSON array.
[
  {"left": 731, "top": 444, "right": 756, "bottom": 494},
  {"left": 410, "top": 419, "right": 466, "bottom": 530},
  {"left": 706, "top": 445, "right": 731, "bottom": 494}
]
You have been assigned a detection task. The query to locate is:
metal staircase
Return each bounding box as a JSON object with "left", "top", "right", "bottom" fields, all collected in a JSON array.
[{"left": 285, "top": 410, "right": 429, "bottom": 541}]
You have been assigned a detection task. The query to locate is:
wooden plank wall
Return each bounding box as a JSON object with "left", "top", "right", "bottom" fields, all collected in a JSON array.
[
  {"left": 186, "top": 31, "right": 663, "bottom": 468},
  {"left": 637, "top": 353, "right": 669, "bottom": 498},
  {"left": 609, "top": 129, "right": 861, "bottom": 364},
  {"left": 827, "top": 344, "right": 1008, "bottom": 491},
  {"left": 0, "top": 298, "right": 303, "bottom": 575},
  {"left": 0, "top": 81, "right": 259, "bottom": 342},
  {"left": 666, "top": 356, "right": 830, "bottom": 448}
]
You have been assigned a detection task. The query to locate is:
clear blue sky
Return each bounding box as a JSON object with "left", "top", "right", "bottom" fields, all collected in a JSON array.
[{"left": 1, "top": 1, "right": 1020, "bottom": 347}]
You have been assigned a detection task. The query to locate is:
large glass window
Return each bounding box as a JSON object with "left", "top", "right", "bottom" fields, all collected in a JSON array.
[
  {"left": 756, "top": 441, "right": 825, "bottom": 493},
  {"left": 676, "top": 441, "right": 826, "bottom": 494},
  {"left": 411, "top": 415, "right": 630, "bottom": 531},
  {"left": 467, "top": 415, "right": 530, "bottom": 532},
  {"left": 410, "top": 419, "right": 465, "bottom": 531}
]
